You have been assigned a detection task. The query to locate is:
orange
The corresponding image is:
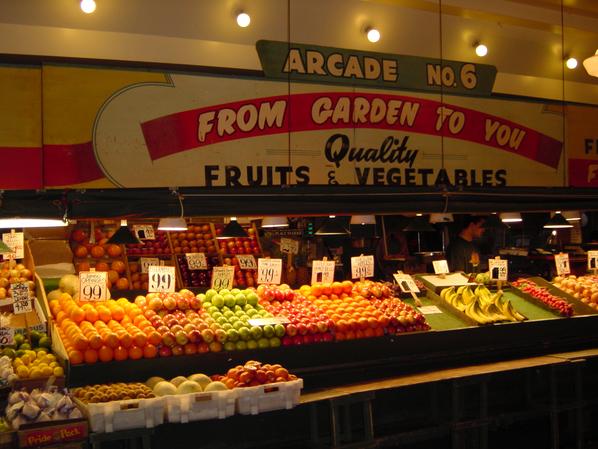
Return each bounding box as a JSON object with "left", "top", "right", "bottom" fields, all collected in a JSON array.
[
  {"left": 97, "top": 306, "right": 111, "bottom": 323},
  {"left": 69, "top": 350, "right": 84, "bottom": 365},
  {"left": 88, "top": 334, "right": 103, "bottom": 350},
  {"left": 69, "top": 307, "right": 85, "bottom": 324},
  {"left": 132, "top": 332, "right": 147, "bottom": 348},
  {"left": 73, "top": 335, "right": 90, "bottom": 351},
  {"left": 341, "top": 280, "right": 354, "bottom": 294},
  {"left": 84, "top": 308, "right": 99, "bottom": 323},
  {"left": 147, "top": 331, "right": 162, "bottom": 346},
  {"left": 98, "top": 345, "right": 114, "bottom": 362},
  {"left": 142, "top": 344, "right": 157, "bottom": 359},
  {"left": 322, "top": 284, "right": 333, "bottom": 296},
  {"left": 84, "top": 348, "right": 98, "bottom": 364},
  {"left": 110, "top": 305, "right": 125, "bottom": 321},
  {"left": 95, "top": 261, "right": 109, "bottom": 272},
  {"left": 120, "top": 316, "right": 132, "bottom": 326},
  {"left": 128, "top": 345, "right": 143, "bottom": 360},
  {"left": 117, "top": 332, "right": 133, "bottom": 348},
  {"left": 113, "top": 346, "right": 128, "bottom": 361},
  {"left": 310, "top": 285, "right": 322, "bottom": 297},
  {"left": 102, "top": 332, "right": 120, "bottom": 349},
  {"left": 331, "top": 282, "right": 344, "bottom": 295}
]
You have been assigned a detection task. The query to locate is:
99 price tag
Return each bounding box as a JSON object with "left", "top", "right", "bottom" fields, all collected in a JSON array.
[
  {"left": 257, "top": 258, "right": 282, "bottom": 285},
  {"left": 79, "top": 271, "right": 108, "bottom": 302},
  {"left": 555, "top": 253, "right": 570, "bottom": 276},
  {"left": 351, "top": 255, "right": 374, "bottom": 279},
  {"left": 140, "top": 257, "right": 160, "bottom": 273},
  {"left": 432, "top": 260, "right": 450, "bottom": 275},
  {"left": 11, "top": 283, "right": 31, "bottom": 314},
  {"left": 311, "top": 260, "right": 335, "bottom": 284},
  {"left": 0, "top": 327, "right": 14, "bottom": 346},
  {"left": 489, "top": 258, "right": 508, "bottom": 281},
  {"left": 211, "top": 266, "right": 235, "bottom": 290},
  {"left": 148, "top": 266, "right": 176, "bottom": 293},
  {"left": 186, "top": 253, "right": 207, "bottom": 270},
  {"left": 237, "top": 255, "right": 257, "bottom": 270}
]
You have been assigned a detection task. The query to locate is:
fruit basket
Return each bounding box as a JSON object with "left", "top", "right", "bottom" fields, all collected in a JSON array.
[
  {"left": 165, "top": 390, "right": 236, "bottom": 423},
  {"left": 74, "top": 396, "right": 165, "bottom": 433},
  {"left": 235, "top": 378, "right": 303, "bottom": 415},
  {"left": 215, "top": 223, "right": 262, "bottom": 288},
  {"left": 512, "top": 277, "right": 596, "bottom": 316}
]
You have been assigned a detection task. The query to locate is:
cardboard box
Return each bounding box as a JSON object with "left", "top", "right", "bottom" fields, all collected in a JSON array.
[
  {"left": 17, "top": 418, "right": 87, "bottom": 448},
  {"left": 27, "top": 240, "right": 74, "bottom": 276}
]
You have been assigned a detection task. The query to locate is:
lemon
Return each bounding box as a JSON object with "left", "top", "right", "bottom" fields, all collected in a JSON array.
[
  {"left": 29, "top": 368, "right": 42, "bottom": 379},
  {"left": 36, "top": 350, "right": 47, "bottom": 359},
  {"left": 37, "top": 363, "right": 48, "bottom": 371},
  {"left": 20, "top": 355, "right": 30, "bottom": 366},
  {"left": 53, "top": 366, "right": 64, "bottom": 377},
  {"left": 16, "top": 365, "right": 29, "bottom": 379},
  {"left": 45, "top": 354, "right": 56, "bottom": 362},
  {"left": 49, "top": 361, "right": 58, "bottom": 369},
  {"left": 12, "top": 358, "right": 23, "bottom": 368},
  {"left": 41, "top": 366, "right": 53, "bottom": 378}
]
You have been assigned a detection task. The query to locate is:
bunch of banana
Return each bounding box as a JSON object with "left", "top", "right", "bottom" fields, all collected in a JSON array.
[{"left": 440, "top": 285, "right": 526, "bottom": 325}]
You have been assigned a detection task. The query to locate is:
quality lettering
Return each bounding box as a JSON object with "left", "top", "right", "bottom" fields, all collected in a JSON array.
[{"left": 325, "top": 134, "right": 418, "bottom": 169}]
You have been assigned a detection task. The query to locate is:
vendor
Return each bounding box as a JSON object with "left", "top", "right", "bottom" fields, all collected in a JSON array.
[{"left": 446, "top": 215, "right": 486, "bottom": 272}]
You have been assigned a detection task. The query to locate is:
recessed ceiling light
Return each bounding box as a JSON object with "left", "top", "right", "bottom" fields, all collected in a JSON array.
[
  {"left": 475, "top": 44, "right": 488, "bottom": 57},
  {"left": 566, "top": 57, "right": 578, "bottom": 69},
  {"left": 236, "top": 12, "right": 251, "bottom": 27},
  {"left": 80, "top": 0, "right": 96, "bottom": 14},
  {"left": 366, "top": 28, "right": 381, "bottom": 43}
]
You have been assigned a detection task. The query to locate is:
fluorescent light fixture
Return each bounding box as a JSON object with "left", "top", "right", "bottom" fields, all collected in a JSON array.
[
  {"left": 217, "top": 217, "right": 249, "bottom": 238},
  {"left": 350, "top": 215, "right": 376, "bottom": 225},
  {"left": 0, "top": 218, "right": 68, "bottom": 228},
  {"left": 562, "top": 211, "right": 581, "bottom": 221},
  {"left": 366, "top": 28, "right": 380, "bottom": 43},
  {"left": 107, "top": 220, "right": 142, "bottom": 244},
  {"left": 475, "top": 44, "right": 488, "bottom": 57},
  {"left": 80, "top": 0, "right": 96, "bottom": 14},
  {"left": 261, "top": 216, "right": 289, "bottom": 228},
  {"left": 236, "top": 12, "right": 251, "bottom": 27},
  {"left": 544, "top": 212, "right": 573, "bottom": 229},
  {"left": 500, "top": 212, "right": 522, "bottom": 223},
  {"left": 429, "top": 213, "right": 454, "bottom": 223},
  {"left": 158, "top": 217, "right": 188, "bottom": 231},
  {"left": 583, "top": 50, "right": 598, "bottom": 77}
]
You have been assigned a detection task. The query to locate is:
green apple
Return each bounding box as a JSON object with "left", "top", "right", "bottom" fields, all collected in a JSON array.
[
  {"left": 257, "top": 338, "right": 270, "bottom": 349},
  {"left": 205, "top": 289, "right": 218, "bottom": 300},
  {"left": 235, "top": 340, "right": 248, "bottom": 351},
  {"left": 219, "top": 288, "right": 231, "bottom": 297},
  {"left": 238, "top": 327, "right": 251, "bottom": 341},
  {"left": 263, "top": 325, "right": 275, "bottom": 338},
  {"left": 221, "top": 323, "right": 233, "bottom": 331},
  {"left": 274, "top": 324, "right": 286, "bottom": 337},
  {"left": 246, "top": 339, "right": 258, "bottom": 350},
  {"left": 223, "top": 310, "right": 235, "bottom": 319},
  {"left": 196, "top": 293, "right": 206, "bottom": 302},
  {"left": 234, "top": 305, "right": 243, "bottom": 312},
  {"left": 217, "top": 317, "right": 228, "bottom": 326},
  {"left": 235, "top": 293, "right": 247, "bottom": 306},
  {"left": 208, "top": 306, "right": 220, "bottom": 315},
  {"left": 250, "top": 326, "right": 263, "bottom": 340},
  {"left": 212, "top": 294, "right": 225, "bottom": 308},
  {"left": 233, "top": 321, "right": 245, "bottom": 331},
  {"left": 269, "top": 337, "right": 281, "bottom": 348},
  {"left": 243, "top": 303, "right": 254, "bottom": 312},
  {"left": 231, "top": 288, "right": 241, "bottom": 295},
  {"left": 246, "top": 292, "right": 259, "bottom": 306},
  {"left": 224, "top": 341, "right": 236, "bottom": 352},
  {"left": 246, "top": 309, "right": 258, "bottom": 317},
  {"left": 223, "top": 294, "right": 236, "bottom": 308},
  {"left": 258, "top": 310, "right": 269, "bottom": 317},
  {"left": 226, "top": 328, "right": 240, "bottom": 342}
]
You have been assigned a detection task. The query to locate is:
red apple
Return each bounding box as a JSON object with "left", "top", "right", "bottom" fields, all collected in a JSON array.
[
  {"left": 172, "top": 345, "right": 185, "bottom": 356},
  {"left": 158, "top": 346, "right": 172, "bottom": 357},
  {"left": 162, "top": 331, "right": 176, "bottom": 347}
]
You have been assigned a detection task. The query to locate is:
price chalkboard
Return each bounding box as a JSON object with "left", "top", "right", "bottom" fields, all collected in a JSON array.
[
  {"left": 311, "top": 260, "right": 335, "bottom": 284},
  {"left": 211, "top": 266, "right": 235, "bottom": 290},
  {"left": 186, "top": 253, "right": 208, "bottom": 270},
  {"left": 432, "top": 260, "right": 450, "bottom": 275},
  {"left": 2, "top": 231, "right": 24, "bottom": 260},
  {"left": 148, "top": 266, "right": 176, "bottom": 293},
  {"left": 237, "top": 255, "right": 257, "bottom": 270},
  {"left": 11, "top": 282, "right": 31, "bottom": 314},
  {"left": 393, "top": 273, "right": 420, "bottom": 293},
  {"left": 280, "top": 238, "right": 299, "bottom": 255},
  {"left": 0, "top": 327, "right": 14, "bottom": 346},
  {"left": 489, "top": 258, "right": 508, "bottom": 281},
  {"left": 350, "top": 255, "right": 374, "bottom": 279},
  {"left": 257, "top": 258, "right": 282, "bottom": 285},
  {"left": 133, "top": 225, "right": 155, "bottom": 240},
  {"left": 555, "top": 253, "right": 570, "bottom": 276},
  {"left": 140, "top": 257, "right": 160, "bottom": 273},
  {"left": 79, "top": 271, "right": 108, "bottom": 302}
]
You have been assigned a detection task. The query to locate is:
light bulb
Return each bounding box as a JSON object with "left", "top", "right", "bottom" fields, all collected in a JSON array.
[
  {"left": 80, "top": 0, "right": 96, "bottom": 14},
  {"left": 366, "top": 28, "right": 381, "bottom": 43},
  {"left": 566, "top": 57, "right": 578, "bottom": 69},
  {"left": 475, "top": 44, "right": 488, "bottom": 57},
  {"left": 236, "top": 12, "right": 251, "bottom": 27}
]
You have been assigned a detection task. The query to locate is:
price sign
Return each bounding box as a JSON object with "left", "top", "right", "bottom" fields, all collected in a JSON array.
[
  {"left": 148, "top": 265, "right": 175, "bottom": 293},
  {"left": 248, "top": 317, "right": 289, "bottom": 327},
  {"left": 555, "top": 253, "right": 570, "bottom": 276},
  {"left": 140, "top": 257, "right": 160, "bottom": 273},
  {"left": 418, "top": 305, "right": 443, "bottom": 315},
  {"left": 11, "top": 282, "right": 31, "bottom": 314},
  {"left": 2, "top": 232, "right": 24, "bottom": 260},
  {"left": 350, "top": 255, "right": 374, "bottom": 279},
  {"left": 433, "top": 260, "right": 450, "bottom": 275},
  {"left": 393, "top": 273, "right": 420, "bottom": 293},
  {"left": 79, "top": 271, "right": 108, "bottom": 302},
  {"left": 133, "top": 225, "right": 155, "bottom": 240},
  {"left": 211, "top": 266, "right": 235, "bottom": 290},
  {"left": 257, "top": 258, "right": 282, "bottom": 284},
  {"left": 311, "top": 260, "right": 335, "bottom": 284},
  {"left": 0, "top": 327, "right": 14, "bottom": 346},
  {"left": 186, "top": 253, "right": 207, "bottom": 270},
  {"left": 489, "top": 258, "right": 508, "bottom": 281},
  {"left": 280, "top": 238, "right": 299, "bottom": 255},
  {"left": 588, "top": 251, "right": 598, "bottom": 271},
  {"left": 237, "top": 255, "right": 257, "bottom": 270}
]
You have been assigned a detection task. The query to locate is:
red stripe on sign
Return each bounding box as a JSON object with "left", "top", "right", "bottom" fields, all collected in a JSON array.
[
  {"left": 43, "top": 142, "right": 104, "bottom": 186},
  {"left": 0, "top": 147, "right": 43, "bottom": 189},
  {"left": 140, "top": 92, "right": 562, "bottom": 169},
  {"left": 568, "top": 158, "right": 598, "bottom": 187}
]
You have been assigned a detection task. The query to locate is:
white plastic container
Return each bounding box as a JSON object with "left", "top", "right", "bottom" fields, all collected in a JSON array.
[
  {"left": 76, "top": 396, "right": 165, "bottom": 433},
  {"left": 165, "top": 390, "right": 236, "bottom": 423},
  {"left": 236, "top": 379, "right": 303, "bottom": 415}
]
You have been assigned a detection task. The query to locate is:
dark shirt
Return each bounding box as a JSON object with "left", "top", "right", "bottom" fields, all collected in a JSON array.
[{"left": 446, "top": 236, "right": 478, "bottom": 272}]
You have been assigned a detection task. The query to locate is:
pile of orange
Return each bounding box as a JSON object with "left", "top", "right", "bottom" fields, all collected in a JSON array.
[
  {"left": 50, "top": 294, "right": 161, "bottom": 365},
  {"left": 298, "top": 281, "right": 354, "bottom": 301}
]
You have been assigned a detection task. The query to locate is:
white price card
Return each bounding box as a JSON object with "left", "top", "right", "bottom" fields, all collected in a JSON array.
[
  {"left": 2, "top": 232, "right": 24, "bottom": 260},
  {"left": 351, "top": 255, "right": 374, "bottom": 279},
  {"left": 248, "top": 317, "right": 289, "bottom": 327},
  {"left": 148, "top": 265, "right": 176, "bottom": 293},
  {"left": 211, "top": 266, "right": 235, "bottom": 290},
  {"left": 555, "top": 253, "right": 570, "bottom": 276},
  {"left": 588, "top": 251, "right": 598, "bottom": 271},
  {"left": 433, "top": 260, "right": 450, "bottom": 275},
  {"left": 140, "top": 257, "right": 160, "bottom": 273},
  {"left": 311, "top": 260, "right": 336, "bottom": 285},
  {"left": 393, "top": 273, "right": 420, "bottom": 293},
  {"left": 186, "top": 253, "right": 207, "bottom": 270},
  {"left": 0, "top": 327, "right": 14, "bottom": 346},
  {"left": 237, "top": 254, "right": 257, "bottom": 270},
  {"left": 489, "top": 258, "right": 508, "bottom": 281},
  {"left": 280, "top": 238, "right": 299, "bottom": 255},
  {"left": 418, "top": 305, "right": 443, "bottom": 315},
  {"left": 79, "top": 271, "right": 108, "bottom": 302},
  {"left": 11, "top": 282, "right": 31, "bottom": 314},
  {"left": 133, "top": 225, "right": 155, "bottom": 240},
  {"left": 257, "top": 258, "right": 282, "bottom": 285}
]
